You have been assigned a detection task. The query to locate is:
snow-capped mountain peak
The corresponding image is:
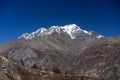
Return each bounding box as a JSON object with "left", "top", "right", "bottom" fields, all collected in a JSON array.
[
  {"left": 18, "top": 33, "right": 30, "bottom": 39},
  {"left": 47, "top": 26, "right": 61, "bottom": 34},
  {"left": 60, "top": 24, "right": 81, "bottom": 39},
  {"left": 18, "top": 24, "right": 104, "bottom": 40},
  {"left": 61, "top": 24, "right": 80, "bottom": 30},
  {"left": 36, "top": 28, "right": 47, "bottom": 36},
  {"left": 36, "top": 27, "right": 47, "bottom": 33},
  {"left": 18, "top": 27, "right": 47, "bottom": 39},
  {"left": 61, "top": 24, "right": 80, "bottom": 33}
]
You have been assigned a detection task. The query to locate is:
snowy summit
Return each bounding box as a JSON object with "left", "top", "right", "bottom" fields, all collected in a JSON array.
[{"left": 18, "top": 24, "right": 104, "bottom": 40}]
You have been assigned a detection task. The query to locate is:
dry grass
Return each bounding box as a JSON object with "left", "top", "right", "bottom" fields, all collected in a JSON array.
[{"left": 0, "top": 72, "right": 10, "bottom": 80}]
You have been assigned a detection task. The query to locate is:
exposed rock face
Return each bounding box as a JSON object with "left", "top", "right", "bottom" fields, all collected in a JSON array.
[
  {"left": 72, "top": 37, "right": 120, "bottom": 80},
  {"left": 2, "top": 24, "right": 120, "bottom": 80},
  {"left": 0, "top": 55, "right": 21, "bottom": 80},
  {"left": 0, "top": 24, "right": 103, "bottom": 70},
  {"left": 0, "top": 55, "right": 104, "bottom": 80}
]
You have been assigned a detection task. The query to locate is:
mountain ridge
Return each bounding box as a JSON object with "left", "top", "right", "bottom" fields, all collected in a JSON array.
[
  {"left": 2, "top": 24, "right": 120, "bottom": 80},
  {"left": 0, "top": 24, "right": 104, "bottom": 71},
  {"left": 18, "top": 24, "right": 104, "bottom": 40}
]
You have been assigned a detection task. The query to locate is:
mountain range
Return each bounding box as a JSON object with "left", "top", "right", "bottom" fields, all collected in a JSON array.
[{"left": 0, "top": 24, "right": 119, "bottom": 80}]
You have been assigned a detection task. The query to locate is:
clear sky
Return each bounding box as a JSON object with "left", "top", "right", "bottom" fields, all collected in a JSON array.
[{"left": 0, "top": 0, "right": 120, "bottom": 43}]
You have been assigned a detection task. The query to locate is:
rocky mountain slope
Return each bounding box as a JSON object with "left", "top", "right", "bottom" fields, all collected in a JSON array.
[
  {"left": 0, "top": 55, "right": 104, "bottom": 80},
  {"left": 1, "top": 24, "right": 120, "bottom": 80},
  {"left": 0, "top": 24, "right": 104, "bottom": 70},
  {"left": 72, "top": 37, "right": 120, "bottom": 80}
]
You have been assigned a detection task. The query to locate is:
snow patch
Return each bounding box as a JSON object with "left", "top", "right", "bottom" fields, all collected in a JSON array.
[
  {"left": 18, "top": 33, "right": 30, "bottom": 40},
  {"left": 96, "top": 35, "right": 104, "bottom": 39}
]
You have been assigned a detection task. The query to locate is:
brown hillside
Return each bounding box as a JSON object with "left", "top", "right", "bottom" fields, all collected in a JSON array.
[
  {"left": 73, "top": 37, "right": 120, "bottom": 80},
  {"left": 0, "top": 55, "right": 104, "bottom": 80}
]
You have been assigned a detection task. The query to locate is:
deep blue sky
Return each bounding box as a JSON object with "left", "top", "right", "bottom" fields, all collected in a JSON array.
[{"left": 0, "top": 0, "right": 120, "bottom": 43}]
